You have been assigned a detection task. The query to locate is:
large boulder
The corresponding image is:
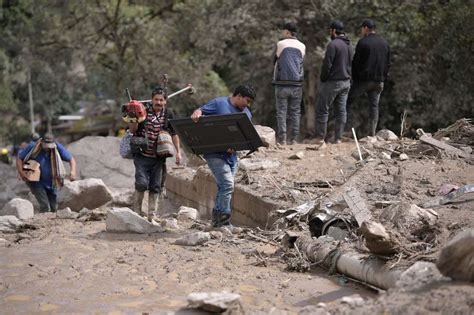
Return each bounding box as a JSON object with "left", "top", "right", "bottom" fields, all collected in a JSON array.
[
  {"left": 0, "top": 215, "right": 23, "bottom": 233},
  {"left": 436, "top": 229, "right": 474, "bottom": 282},
  {"left": 255, "top": 125, "right": 276, "bottom": 147},
  {"left": 58, "top": 178, "right": 113, "bottom": 212},
  {"left": 1, "top": 198, "right": 34, "bottom": 219},
  {"left": 106, "top": 207, "right": 164, "bottom": 233},
  {"left": 67, "top": 136, "right": 134, "bottom": 188}
]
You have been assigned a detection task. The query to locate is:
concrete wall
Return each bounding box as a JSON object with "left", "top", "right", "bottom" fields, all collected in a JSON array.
[{"left": 165, "top": 167, "right": 280, "bottom": 227}]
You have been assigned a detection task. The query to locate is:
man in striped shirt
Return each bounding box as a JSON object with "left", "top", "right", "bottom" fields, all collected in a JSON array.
[{"left": 128, "top": 86, "right": 182, "bottom": 221}]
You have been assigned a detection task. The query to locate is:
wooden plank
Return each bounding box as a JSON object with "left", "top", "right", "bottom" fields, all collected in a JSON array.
[
  {"left": 343, "top": 188, "right": 372, "bottom": 226},
  {"left": 419, "top": 135, "right": 470, "bottom": 158}
]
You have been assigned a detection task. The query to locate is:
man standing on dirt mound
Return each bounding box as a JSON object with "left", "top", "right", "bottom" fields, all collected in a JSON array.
[
  {"left": 272, "top": 21, "right": 306, "bottom": 145},
  {"left": 314, "top": 20, "right": 353, "bottom": 147},
  {"left": 127, "top": 86, "right": 182, "bottom": 222},
  {"left": 191, "top": 84, "right": 256, "bottom": 229},
  {"left": 16, "top": 133, "right": 77, "bottom": 213},
  {"left": 346, "top": 19, "right": 390, "bottom": 136}
]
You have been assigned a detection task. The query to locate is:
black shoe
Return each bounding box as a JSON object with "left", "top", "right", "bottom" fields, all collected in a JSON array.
[{"left": 213, "top": 212, "right": 231, "bottom": 227}]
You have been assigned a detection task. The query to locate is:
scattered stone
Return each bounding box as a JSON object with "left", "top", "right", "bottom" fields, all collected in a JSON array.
[
  {"left": 340, "top": 294, "right": 365, "bottom": 307},
  {"left": 299, "top": 305, "right": 328, "bottom": 315},
  {"left": 351, "top": 146, "right": 371, "bottom": 160},
  {"left": 381, "top": 152, "right": 391, "bottom": 160},
  {"left": 289, "top": 151, "right": 305, "bottom": 160},
  {"left": 176, "top": 206, "right": 199, "bottom": 221},
  {"left": 399, "top": 153, "right": 409, "bottom": 161},
  {"left": 175, "top": 232, "right": 211, "bottom": 246},
  {"left": 376, "top": 129, "right": 398, "bottom": 141},
  {"left": 0, "top": 215, "right": 23, "bottom": 233},
  {"left": 109, "top": 187, "right": 134, "bottom": 206},
  {"left": 0, "top": 198, "right": 34, "bottom": 220},
  {"left": 460, "top": 146, "right": 472, "bottom": 154},
  {"left": 359, "top": 221, "right": 400, "bottom": 255},
  {"left": 395, "top": 262, "right": 449, "bottom": 292},
  {"left": 161, "top": 218, "right": 180, "bottom": 230},
  {"left": 58, "top": 178, "right": 113, "bottom": 212},
  {"left": 239, "top": 158, "right": 281, "bottom": 171},
  {"left": 187, "top": 292, "right": 241, "bottom": 313},
  {"left": 436, "top": 229, "right": 474, "bottom": 282},
  {"left": 255, "top": 125, "right": 276, "bottom": 147},
  {"left": 359, "top": 136, "right": 378, "bottom": 144},
  {"left": 105, "top": 207, "right": 164, "bottom": 234},
  {"left": 326, "top": 226, "right": 348, "bottom": 240},
  {"left": 380, "top": 203, "right": 438, "bottom": 233},
  {"left": 56, "top": 207, "right": 79, "bottom": 219}
]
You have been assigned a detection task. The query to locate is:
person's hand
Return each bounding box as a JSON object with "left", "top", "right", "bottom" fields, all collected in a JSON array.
[
  {"left": 191, "top": 109, "right": 202, "bottom": 122},
  {"left": 17, "top": 171, "right": 29, "bottom": 182},
  {"left": 226, "top": 148, "right": 235, "bottom": 154},
  {"left": 69, "top": 171, "right": 77, "bottom": 181},
  {"left": 175, "top": 151, "right": 182, "bottom": 165}
]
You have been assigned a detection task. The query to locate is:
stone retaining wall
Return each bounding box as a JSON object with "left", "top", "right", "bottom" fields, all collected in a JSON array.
[{"left": 165, "top": 167, "right": 280, "bottom": 227}]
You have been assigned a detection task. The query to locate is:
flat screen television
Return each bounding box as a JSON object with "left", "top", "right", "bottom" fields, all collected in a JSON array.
[{"left": 169, "top": 113, "right": 263, "bottom": 155}]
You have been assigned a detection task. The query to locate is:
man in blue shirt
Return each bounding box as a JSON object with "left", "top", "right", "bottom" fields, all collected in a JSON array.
[
  {"left": 191, "top": 84, "right": 256, "bottom": 227},
  {"left": 16, "top": 133, "right": 77, "bottom": 213}
]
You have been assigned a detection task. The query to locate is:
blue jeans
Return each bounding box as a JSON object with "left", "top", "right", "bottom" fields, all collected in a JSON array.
[
  {"left": 315, "top": 80, "right": 351, "bottom": 141},
  {"left": 133, "top": 154, "right": 165, "bottom": 193},
  {"left": 275, "top": 85, "right": 303, "bottom": 144},
  {"left": 28, "top": 182, "right": 57, "bottom": 213},
  {"left": 205, "top": 156, "right": 238, "bottom": 215}
]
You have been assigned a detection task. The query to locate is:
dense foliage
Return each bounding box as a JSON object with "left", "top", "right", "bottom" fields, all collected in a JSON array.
[{"left": 0, "top": 0, "right": 472, "bottom": 143}]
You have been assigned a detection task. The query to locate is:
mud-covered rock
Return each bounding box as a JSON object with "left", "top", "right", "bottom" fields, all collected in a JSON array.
[
  {"left": 255, "top": 125, "right": 276, "bottom": 147},
  {"left": 187, "top": 291, "right": 241, "bottom": 313},
  {"left": 58, "top": 178, "right": 113, "bottom": 212},
  {"left": 359, "top": 221, "right": 400, "bottom": 255},
  {"left": 436, "top": 229, "right": 474, "bottom": 282},
  {"left": 175, "top": 232, "right": 211, "bottom": 246},
  {"left": 395, "top": 262, "right": 449, "bottom": 292},
  {"left": 0, "top": 215, "right": 23, "bottom": 233},
  {"left": 106, "top": 207, "right": 164, "bottom": 233},
  {"left": 376, "top": 129, "right": 398, "bottom": 141},
  {"left": 177, "top": 206, "right": 199, "bottom": 221},
  {"left": 1, "top": 198, "right": 34, "bottom": 220}
]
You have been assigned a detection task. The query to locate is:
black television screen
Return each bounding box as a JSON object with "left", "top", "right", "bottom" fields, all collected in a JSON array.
[{"left": 169, "top": 113, "right": 263, "bottom": 155}]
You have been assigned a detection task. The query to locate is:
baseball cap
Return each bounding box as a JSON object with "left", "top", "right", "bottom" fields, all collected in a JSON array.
[
  {"left": 42, "top": 133, "right": 56, "bottom": 149},
  {"left": 329, "top": 20, "right": 344, "bottom": 31},
  {"left": 281, "top": 22, "right": 298, "bottom": 33},
  {"left": 360, "top": 19, "right": 376, "bottom": 29}
]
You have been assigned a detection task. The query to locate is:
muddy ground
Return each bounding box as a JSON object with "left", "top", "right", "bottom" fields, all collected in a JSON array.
[
  {"left": 1, "top": 130, "right": 473, "bottom": 314},
  {"left": 0, "top": 209, "right": 371, "bottom": 314}
]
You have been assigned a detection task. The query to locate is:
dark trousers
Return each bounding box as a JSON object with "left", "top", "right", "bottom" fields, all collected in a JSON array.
[
  {"left": 133, "top": 154, "right": 165, "bottom": 193},
  {"left": 346, "top": 81, "right": 384, "bottom": 136},
  {"left": 28, "top": 183, "right": 57, "bottom": 213},
  {"left": 315, "top": 80, "right": 351, "bottom": 141}
]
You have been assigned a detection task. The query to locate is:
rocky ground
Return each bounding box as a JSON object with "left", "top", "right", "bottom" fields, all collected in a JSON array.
[{"left": 1, "top": 120, "right": 473, "bottom": 314}]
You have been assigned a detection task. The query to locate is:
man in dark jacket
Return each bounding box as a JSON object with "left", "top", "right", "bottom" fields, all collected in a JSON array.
[
  {"left": 272, "top": 21, "right": 306, "bottom": 145},
  {"left": 314, "top": 20, "right": 353, "bottom": 146},
  {"left": 347, "top": 19, "right": 390, "bottom": 136}
]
